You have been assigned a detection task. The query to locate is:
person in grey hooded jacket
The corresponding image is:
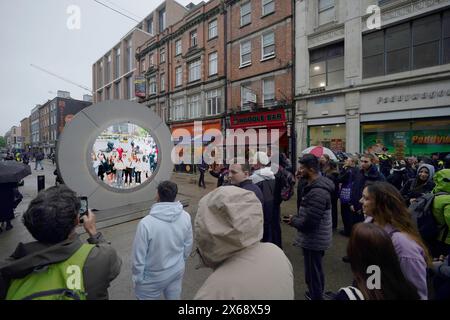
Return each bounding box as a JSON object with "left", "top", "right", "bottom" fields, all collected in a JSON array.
[
  {"left": 400, "top": 163, "right": 435, "bottom": 205},
  {"left": 131, "top": 181, "right": 193, "bottom": 300},
  {"left": 285, "top": 154, "right": 335, "bottom": 300}
]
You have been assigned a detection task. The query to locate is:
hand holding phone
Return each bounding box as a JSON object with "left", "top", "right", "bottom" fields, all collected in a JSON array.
[{"left": 79, "top": 196, "right": 88, "bottom": 221}]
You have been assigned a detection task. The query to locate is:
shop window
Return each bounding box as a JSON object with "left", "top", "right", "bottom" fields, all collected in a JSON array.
[
  {"left": 361, "top": 119, "right": 450, "bottom": 157},
  {"left": 309, "top": 124, "right": 346, "bottom": 152}
]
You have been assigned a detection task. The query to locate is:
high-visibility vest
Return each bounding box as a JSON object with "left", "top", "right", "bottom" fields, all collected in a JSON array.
[{"left": 6, "top": 244, "right": 94, "bottom": 300}]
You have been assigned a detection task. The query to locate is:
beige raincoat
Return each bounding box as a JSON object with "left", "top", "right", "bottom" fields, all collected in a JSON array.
[{"left": 194, "top": 186, "right": 294, "bottom": 299}]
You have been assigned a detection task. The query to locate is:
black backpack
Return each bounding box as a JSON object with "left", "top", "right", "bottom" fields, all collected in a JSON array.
[
  {"left": 279, "top": 168, "right": 295, "bottom": 201},
  {"left": 409, "top": 192, "right": 449, "bottom": 241}
]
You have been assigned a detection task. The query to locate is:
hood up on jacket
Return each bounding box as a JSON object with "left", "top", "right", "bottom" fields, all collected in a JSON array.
[
  {"left": 194, "top": 186, "right": 263, "bottom": 269},
  {"left": 433, "top": 169, "right": 450, "bottom": 194},
  {"left": 250, "top": 167, "right": 275, "bottom": 184},
  {"left": 417, "top": 164, "right": 435, "bottom": 183},
  {"left": 149, "top": 201, "right": 184, "bottom": 222}
]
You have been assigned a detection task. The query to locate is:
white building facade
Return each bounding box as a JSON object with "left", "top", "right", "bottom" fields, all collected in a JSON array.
[{"left": 295, "top": 0, "right": 450, "bottom": 158}]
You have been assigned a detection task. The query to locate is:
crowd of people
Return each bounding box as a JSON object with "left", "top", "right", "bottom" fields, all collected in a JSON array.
[
  {"left": 91, "top": 140, "right": 158, "bottom": 189},
  {"left": 0, "top": 147, "right": 449, "bottom": 300}
]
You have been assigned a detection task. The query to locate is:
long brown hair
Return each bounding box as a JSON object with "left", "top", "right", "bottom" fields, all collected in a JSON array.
[
  {"left": 348, "top": 223, "right": 420, "bottom": 300},
  {"left": 365, "top": 181, "right": 432, "bottom": 265}
]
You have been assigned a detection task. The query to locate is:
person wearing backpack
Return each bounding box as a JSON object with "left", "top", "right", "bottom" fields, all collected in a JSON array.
[
  {"left": 431, "top": 169, "right": 450, "bottom": 257},
  {"left": 250, "top": 152, "right": 276, "bottom": 245},
  {"left": 272, "top": 154, "right": 295, "bottom": 249},
  {"left": 333, "top": 223, "right": 420, "bottom": 300},
  {"left": 361, "top": 182, "right": 431, "bottom": 299},
  {"left": 401, "top": 164, "right": 435, "bottom": 205},
  {"left": 0, "top": 185, "right": 121, "bottom": 300}
]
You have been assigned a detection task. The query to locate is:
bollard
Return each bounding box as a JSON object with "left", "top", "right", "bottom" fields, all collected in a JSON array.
[{"left": 37, "top": 175, "right": 45, "bottom": 192}]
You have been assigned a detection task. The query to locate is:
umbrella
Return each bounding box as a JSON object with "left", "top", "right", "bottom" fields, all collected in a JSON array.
[
  {"left": 301, "top": 146, "right": 337, "bottom": 161},
  {"left": 0, "top": 161, "right": 32, "bottom": 183}
]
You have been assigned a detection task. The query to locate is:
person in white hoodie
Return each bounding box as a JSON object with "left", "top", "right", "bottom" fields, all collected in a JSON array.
[
  {"left": 131, "top": 181, "right": 193, "bottom": 300},
  {"left": 250, "top": 151, "right": 276, "bottom": 244}
]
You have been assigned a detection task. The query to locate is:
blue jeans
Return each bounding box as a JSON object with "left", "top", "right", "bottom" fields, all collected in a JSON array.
[
  {"left": 135, "top": 268, "right": 184, "bottom": 300},
  {"left": 34, "top": 160, "right": 43, "bottom": 170}
]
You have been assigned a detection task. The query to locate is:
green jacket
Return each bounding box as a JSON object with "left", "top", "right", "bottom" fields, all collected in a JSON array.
[{"left": 432, "top": 169, "right": 450, "bottom": 245}]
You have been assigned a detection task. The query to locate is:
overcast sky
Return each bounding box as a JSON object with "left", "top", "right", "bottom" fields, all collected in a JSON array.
[{"left": 0, "top": 0, "right": 203, "bottom": 136}]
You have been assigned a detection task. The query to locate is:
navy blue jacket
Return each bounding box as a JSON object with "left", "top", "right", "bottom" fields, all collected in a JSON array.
[{"left": 238, "top": 179, "right": 264, "bottom": 205}]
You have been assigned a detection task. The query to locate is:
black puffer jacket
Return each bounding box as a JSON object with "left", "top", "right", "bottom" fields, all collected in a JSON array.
[{"left": 291, "top": 176, "right": 335, "bottom": 251}]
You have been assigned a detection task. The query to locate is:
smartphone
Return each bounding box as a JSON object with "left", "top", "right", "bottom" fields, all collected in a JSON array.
[{"left": 79, "top": 196, "right": 88, "bottom": 218}]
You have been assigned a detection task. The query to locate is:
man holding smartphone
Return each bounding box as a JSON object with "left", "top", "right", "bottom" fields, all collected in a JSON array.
[{"left": 0, "top": 185, "right": 122, "bottom": 300}]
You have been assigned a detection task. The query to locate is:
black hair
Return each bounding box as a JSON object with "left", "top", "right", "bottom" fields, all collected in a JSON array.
[
  {"left": 22, "top": 185, "right": 80, "bottom": 244},
  {"left": 157, "top": 181, "right": 178, "bottom": 202},
  {"left": 298, "top": 154, "right": 319, "bottom": 173},
  {"left": 445, "top": 154, "right": 450, "bottom": 169}
]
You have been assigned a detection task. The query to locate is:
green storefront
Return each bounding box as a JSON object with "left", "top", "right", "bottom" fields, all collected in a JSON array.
[{"left": 362, "top": 118, "right": 450, "bottom": 158}]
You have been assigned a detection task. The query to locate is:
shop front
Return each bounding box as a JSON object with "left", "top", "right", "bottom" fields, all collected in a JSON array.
[
  {"left": 171, "top": 119, "right": 222, "bottom": 173},
  {"left": 228, "top": 108, "right": 292, "bottom": 161},
  {"left": 308, "top": 124, "right": 346, "bottom": 153},
  {"left": 362, "top": 118, "right": 450, "bottom": 158}
]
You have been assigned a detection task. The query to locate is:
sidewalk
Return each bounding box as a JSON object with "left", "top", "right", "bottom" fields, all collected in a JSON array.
[{"left": 0, "top": 160, "right": 354, "bottom": 300}]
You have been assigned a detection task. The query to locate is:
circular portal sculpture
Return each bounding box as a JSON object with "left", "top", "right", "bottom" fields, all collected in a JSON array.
[{"left": 56, "top": 100, "right": 173, "bottom": 210}]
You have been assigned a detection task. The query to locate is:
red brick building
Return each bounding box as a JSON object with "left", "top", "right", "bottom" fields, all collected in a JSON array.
[{"left": 226, "top": 0, "right": 294, "bottom": 157}]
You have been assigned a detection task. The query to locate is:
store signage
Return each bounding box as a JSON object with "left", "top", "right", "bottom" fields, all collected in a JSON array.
[
  {"left": 134, "top": 76, "right": 146, "bottom": 98},
  {"left": 376, "top": 89, "right": 450, "bottom": 104},
  {"left": 412, "top": 135, "right": 450, "bottom": 144},
  {"left": 230, "top": 109, "right": 286, "bottom": 129}
]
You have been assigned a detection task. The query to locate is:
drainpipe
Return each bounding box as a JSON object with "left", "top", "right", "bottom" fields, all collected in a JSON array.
[
  {"left": 291, "top": 0, "right": 297, "bottom": 171},
  {"left": 223, "top": 0, "right": 228, "bottom": 164}
]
